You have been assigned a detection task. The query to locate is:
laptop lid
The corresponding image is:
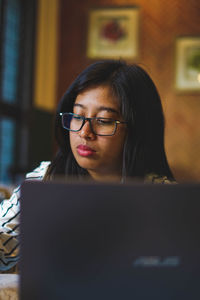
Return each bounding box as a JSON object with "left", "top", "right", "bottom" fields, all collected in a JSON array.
[{"left": 20, "top": 181, "right": 200, "bottom": 299}]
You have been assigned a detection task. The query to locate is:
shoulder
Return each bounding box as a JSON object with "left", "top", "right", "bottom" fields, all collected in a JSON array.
[
  {"left": 25, "top": 161, "right": 51, "bottom": 181},
  {"left": 144, "top": 173, "right": 177, "bottom": 184}
]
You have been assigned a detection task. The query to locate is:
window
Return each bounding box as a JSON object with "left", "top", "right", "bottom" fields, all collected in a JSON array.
[
  {"left": 0, "top": 117, "right": 15, "bottom": 182},
  {"left": 0, "top": 0, "right": 36, "bottom": 184},
  {"left": 1, "top": 0, "right": 21, "bottom": 103}
]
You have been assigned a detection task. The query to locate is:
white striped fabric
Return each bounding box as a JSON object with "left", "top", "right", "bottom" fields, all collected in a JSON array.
[{"left": 0, "top": 161, "right": 50, "bottom": 271}]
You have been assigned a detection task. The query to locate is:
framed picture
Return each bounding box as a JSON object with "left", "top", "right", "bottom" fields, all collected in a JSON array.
[
  {"left": 87, "top": 7, "right": 140, "bottom": 60},
  {"left": 175, "top": 37, "right": 200, "bottom": 91}
]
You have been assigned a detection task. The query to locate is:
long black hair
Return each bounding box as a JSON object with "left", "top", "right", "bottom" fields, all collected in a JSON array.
[{"left": 47, "top": 60, "right": 174, "bottom": 181}]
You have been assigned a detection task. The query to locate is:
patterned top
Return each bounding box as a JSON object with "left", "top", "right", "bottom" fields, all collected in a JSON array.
[
  {"left": 0, "top": 161, "right": 175, "bottom": 271},
  {"left": 0, "top": 162, "right": 50, "bottom": 271}
]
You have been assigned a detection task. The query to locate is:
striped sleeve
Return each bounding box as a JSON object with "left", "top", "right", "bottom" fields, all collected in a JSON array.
[{"left": 0, "top": 161, "right": 50, "bottom": 271}]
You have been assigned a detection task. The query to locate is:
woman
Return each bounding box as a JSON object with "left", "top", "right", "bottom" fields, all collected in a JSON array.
[
  {"left": 47, "top": 59, "right": 174, "bottom": 182},
  {"left": 0, "top": 60, "right": 175, "bottom": 271}
]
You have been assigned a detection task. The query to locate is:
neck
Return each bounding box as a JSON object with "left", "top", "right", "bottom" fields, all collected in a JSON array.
[{"left": 88, "top": 170, "right": 122, "bottom": 183}]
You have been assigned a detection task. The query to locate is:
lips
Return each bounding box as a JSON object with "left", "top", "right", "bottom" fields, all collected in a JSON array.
[{"left": 77, "top": 144, "right": 96, "bottom": 157}]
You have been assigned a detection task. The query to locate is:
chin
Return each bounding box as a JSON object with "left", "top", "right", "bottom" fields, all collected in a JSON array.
[{"left": 75, "top": 157, "right": 97, "bottom": 171}]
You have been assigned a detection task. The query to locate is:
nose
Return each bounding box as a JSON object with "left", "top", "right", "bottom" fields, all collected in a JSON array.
[{"left": 79, "top": 119, "right": 96, "bottom": 140}]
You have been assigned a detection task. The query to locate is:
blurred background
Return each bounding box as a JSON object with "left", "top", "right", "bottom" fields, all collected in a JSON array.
[{"left": 0, "top": 0, "right": 200, "bottom": 186}]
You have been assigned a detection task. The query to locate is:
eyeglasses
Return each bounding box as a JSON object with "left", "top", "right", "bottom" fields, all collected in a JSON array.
[{"left": 60, "top": 112, "right": 127, "bottom": 136}]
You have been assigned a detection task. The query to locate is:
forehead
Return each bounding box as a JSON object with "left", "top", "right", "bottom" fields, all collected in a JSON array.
[{"left": 74, "top": 85, "right": 120, "bottom": 109}]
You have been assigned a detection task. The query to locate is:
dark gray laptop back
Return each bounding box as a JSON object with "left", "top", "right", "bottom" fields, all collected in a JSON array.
[{"left": 20, "top": 181, "right": 200, "bottom": 299}]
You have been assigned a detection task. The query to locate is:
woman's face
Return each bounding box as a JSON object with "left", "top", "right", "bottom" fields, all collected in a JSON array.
[{"left": 69, "top": 85, "right": 127, "bottom": 181}]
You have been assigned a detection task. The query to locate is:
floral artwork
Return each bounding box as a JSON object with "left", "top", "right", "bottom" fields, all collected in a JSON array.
[
  {"left": 100, "top": 19, "right": 127, "bottom": 42},
  {"left": 186, "top": 48, "right": 200, "bottom": 82},
  {"left": 87, "top": 7, "right": 139, "bottom": 60},
  {"left": 175, "top": 37, "right": 200, "bottom": 91}
]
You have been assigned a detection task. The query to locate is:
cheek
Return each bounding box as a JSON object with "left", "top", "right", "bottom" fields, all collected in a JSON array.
[
  {"left": 69, "top": 132, "right": 77, "bottom": 151},
  {"left": 112, "top": 129, "right": 126, "bottom": 151},
  {"left": 101, "top": 131, "right": 126, "bottom": 157}
]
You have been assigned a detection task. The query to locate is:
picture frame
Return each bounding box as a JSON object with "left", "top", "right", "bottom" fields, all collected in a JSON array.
[
  {"left": 175, "top": 37, "right": 200, "bottom": 91},
  {"left": 87, "top": 7, "right": 140, "bottom": 60}
]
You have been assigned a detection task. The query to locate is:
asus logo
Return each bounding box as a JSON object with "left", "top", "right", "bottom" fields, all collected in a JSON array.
[{"left": 133, "top": 256, "right": 180, "bottom": 267}]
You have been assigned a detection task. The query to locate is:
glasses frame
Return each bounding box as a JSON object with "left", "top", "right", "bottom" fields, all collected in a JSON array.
[{"left": 60, "top": 112, "right": 127, "bottom": 136}]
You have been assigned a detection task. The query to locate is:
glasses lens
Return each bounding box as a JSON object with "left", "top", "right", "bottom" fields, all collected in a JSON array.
[
  {"left": 92, "top": 118, "right": 116, "bottom": 135},
  {"left": 61, "top": 114, "right": 116, "bottom": 135},
  {"left": 62, "top": 113, "right": 83, "bottom": 131}
]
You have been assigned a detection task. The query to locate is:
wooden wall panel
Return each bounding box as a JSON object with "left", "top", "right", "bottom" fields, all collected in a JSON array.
[
  {"left": 34, "top": 0, "right": 59, "bottom": 111},
  {"left": 57, "top": 0, "right": 200, "bottom": 182}
]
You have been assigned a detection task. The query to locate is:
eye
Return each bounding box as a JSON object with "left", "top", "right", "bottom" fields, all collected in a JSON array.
[
  {"left": 96, "top": 118, "right": 114, "bottom": 125},
  {"left": 72, "top": 114, "right": 83, "bottom": 121}
]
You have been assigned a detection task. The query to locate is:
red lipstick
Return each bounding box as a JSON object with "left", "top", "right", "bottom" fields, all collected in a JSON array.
[{"left": 77, "top": 145, "right": 96, "bottom": 157}]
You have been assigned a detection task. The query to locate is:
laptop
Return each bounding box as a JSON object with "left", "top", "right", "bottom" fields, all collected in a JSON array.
[{"left": 20, "top": 181, "right": 200, "bottom": 299}]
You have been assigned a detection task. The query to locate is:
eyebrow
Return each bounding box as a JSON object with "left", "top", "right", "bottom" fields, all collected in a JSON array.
[{"left": 73, "top": 103, "right": 119, "bottom": 114}]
